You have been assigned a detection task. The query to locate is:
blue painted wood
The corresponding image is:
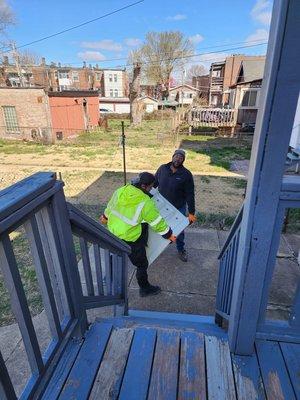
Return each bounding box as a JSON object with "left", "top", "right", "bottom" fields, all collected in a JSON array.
[
  {"left": 206, "top": 335, "right": 237, "bottom": 400},
  {"left": 129, "top": 310, "right": 216, "bottom": 325},
  {"left": 231, "top": 353, "right": 266, "bottom": 400},
  {"left": 79, "top": 238, "right": 94, "bottom": 296},
  {"left": 0, "top": 172, "right": 56, "bottom": 220},
  {"left": 229, "top": 0, "right": 300, "bottom": 354},
  {"left": 58, "top": 322, "right": 112, "bottom": 399},
  {"left": 148, "top": 330, "right": 180, "bottom": 400},
  {"left": 0, "top": 351, "right": 17, "bottom": 400},
  {"left": 256, "top": 340, "right": 296, "bottom": 399},
  {"left": 52, "top": 190, "right": 87, "bottom": 335},
  {"left": 0, "top": 235, "right": 44, "bottom": 375},
  {"left": 119, "top": 328, "right": 156, "bottom": 400},
  {"left": 280, "top": 342, "right": 300, "bottom": 398},
  {"left": 41, "top": 338, "right": 82, "bottom": 400},
  {"left": 93, "top": 244, "right": 103, "bottom": 295},
  {"left": 178, "top": 331, "right": 206, "bottom": 400}
]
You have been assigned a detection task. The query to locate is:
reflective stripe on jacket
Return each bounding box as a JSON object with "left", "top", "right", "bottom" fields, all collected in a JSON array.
[{"left": 105, "top": 184, "right": 170, "bottom": 242}]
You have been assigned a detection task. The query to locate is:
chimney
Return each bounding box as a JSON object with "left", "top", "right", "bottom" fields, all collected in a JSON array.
[
  {"left": 41, "top": 57, "right": 46, "bottom": 66},
  {"left": 83, "top": 61, "right": 86, "bottom": 68},
  {"left": 3, "top": 56, "right": 9, "bottom": 65}
]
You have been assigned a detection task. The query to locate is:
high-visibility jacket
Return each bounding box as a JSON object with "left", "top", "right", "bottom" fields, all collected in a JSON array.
[{"left": 104, "top": 184, "right": 170, "bottom": 242}]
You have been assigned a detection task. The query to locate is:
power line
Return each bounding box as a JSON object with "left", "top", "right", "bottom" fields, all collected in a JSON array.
[{"left": 0, "top": 0, "right": 144, "bottom": 54}]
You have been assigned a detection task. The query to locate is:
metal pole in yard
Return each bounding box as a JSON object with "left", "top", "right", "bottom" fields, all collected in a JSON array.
[{"left": 121, "top": 121, "right": 127, "bottom": 185}]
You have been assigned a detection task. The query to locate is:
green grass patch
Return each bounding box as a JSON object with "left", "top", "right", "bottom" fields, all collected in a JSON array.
[{"left": 196, "top": 147, "right": 251, "bottom": 170}]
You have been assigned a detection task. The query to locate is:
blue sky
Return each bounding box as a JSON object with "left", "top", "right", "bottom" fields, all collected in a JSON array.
[{"left": 3, "top": 0, "right": 273, "bottom": 71}]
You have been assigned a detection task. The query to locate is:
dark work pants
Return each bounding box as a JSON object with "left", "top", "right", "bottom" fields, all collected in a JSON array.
[
  {"left": 125, "top": 224, "right": 149, "bottom": 288},
  {"left": 176, "top": 205, "right": 187, "bottom": 252}
]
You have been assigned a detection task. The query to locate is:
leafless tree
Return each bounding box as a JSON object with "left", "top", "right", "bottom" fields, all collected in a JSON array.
[
  {"left": 0, "top": 0, "right": 14, "bottom": 35},
  {"left": 130, "top": 31, "right": 193, "bottom": 98},
  {"left": 18, "top": 49, "right": 41, "bottom": 65},
  {"left": 185, "top": 64, "right": 207, "bottom": 84}
]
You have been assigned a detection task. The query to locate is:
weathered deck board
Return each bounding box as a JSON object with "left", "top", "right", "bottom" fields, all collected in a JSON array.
[
  {"left": 178, "top": 331, "right": 207, "bottom": 400},
  {"left": 58, "top": 322, "right": 112, "bottom": 399},
  {"left": 89, "top": 328, "right": 134, "bottom": 399},
  {"left": 256, "top": 340, "right": 296, "bottom": 400},
  {"left": 119, "top": 328, "right": 156, "bottom": 400},
  {"left": 232, "top": 353, "right": 266, "bottom": 400},
  {"left": 280, "top": 342, "right": 300, "bottom": 398},
  {"left": 205, "top": 335, "right": 237, "bottom": 400},
  {"left": 41, "top": 338, "right": 82, "bottom": 400},
  {"left": 148, "top": 330, "right": 180, "bottom": 400},
  {"left": 35, "top": 320, "right": 300, "bottom": 400}
]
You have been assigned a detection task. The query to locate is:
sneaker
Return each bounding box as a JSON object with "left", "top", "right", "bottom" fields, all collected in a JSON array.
[
  {"left": 139, "top": 284, "right": 161, "bottom": 297},
  {"left": 178, "top": 250, "right": 188, "bottom": 262}
]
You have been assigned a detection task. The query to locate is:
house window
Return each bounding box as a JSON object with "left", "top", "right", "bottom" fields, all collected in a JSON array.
[
  {"left": 110, "top": 89, "right": 114, "bottom": 97},
  {"left": 58, "top": 71, "right": 69, "bottom": 79},
  {"left": 96, "top": 73, "right": 101, "bottom": 80},
  {"left": 241, "top": 90, "right": 258, "bottom": 107},
  {"left": 72, "top": 71, "right": 79, "bottom": 81},
  {"left": 212, "top": 69, "right": 222, "bottom": 78},
  {"left": 109, "top": 74, "right": 113, "bottom": 82},
  {"left": 114, "top": 74, "right": 117, "bottom": 82},
  {"left": 114, "top": 89, "right": 118, "bottom": 97},
  {"left": 189, "top": 93, "right": 193, "bottom": 98},
  {"left": 2, "top": 106, "right": 20, "bottom": 133}
]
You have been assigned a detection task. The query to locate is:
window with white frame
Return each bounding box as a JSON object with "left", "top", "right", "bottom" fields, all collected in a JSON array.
[
  {"left": 241, "top": 89, "right": 258, "bottom": 107},
  {"left": 58, "top": 71, "right": 69, "bottom": 79},
  {"left": 114, "top": 74, "right": 117, "bottom": 82},
  {"left": 72, "top": 71, "right": 79, "bottom": 81},
  {"left": 109, "top": 74, "right": 113, "bottom": 82},
  {"left": 2, "top": 106, "right": 20, "bottom": 133},
  {"left": 110, "top": 89, "right": 114, "bottom": 97},
  {"left": 114, "top": 89, "right": 118, "bottom": 97},
  {"left": 212, "top": 69, "right": 222, "bottom": 78}
]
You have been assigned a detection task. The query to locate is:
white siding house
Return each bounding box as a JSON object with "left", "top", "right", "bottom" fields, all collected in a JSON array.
[
  {"left": 103, "top": 70, "right": 124, "bottom": 98},
  {"left": 169, "top": 84, "right": 199, "bottom": 105}
]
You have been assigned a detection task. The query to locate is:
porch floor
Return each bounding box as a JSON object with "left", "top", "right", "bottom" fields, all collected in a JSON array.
[{"left": 42, "top": 314, "right": 300, "bottom": 400}]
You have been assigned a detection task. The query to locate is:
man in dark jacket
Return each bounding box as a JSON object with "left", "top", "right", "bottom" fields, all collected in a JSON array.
[{"left": 154, "top": 149, "right": 196, "bottom": 262}]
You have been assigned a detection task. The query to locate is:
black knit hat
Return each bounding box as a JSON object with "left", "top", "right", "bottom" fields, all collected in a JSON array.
[
  {"left": 173, "top": 149, "right": 186, "bottom": 160},
  {"left": 131, "top": 172, "right": 155, "bottom": 186}
]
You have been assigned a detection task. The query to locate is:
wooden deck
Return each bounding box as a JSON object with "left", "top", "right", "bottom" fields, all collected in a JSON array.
[{"left": 40, "top": 315, "right": 300, "bottom": 400}]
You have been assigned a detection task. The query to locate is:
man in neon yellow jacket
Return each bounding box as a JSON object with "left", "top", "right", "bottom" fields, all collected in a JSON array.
[{"left": 100, "top": 172, "right": 176, "bottom": 297}]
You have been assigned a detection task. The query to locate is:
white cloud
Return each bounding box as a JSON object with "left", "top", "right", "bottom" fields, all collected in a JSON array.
[
  {"left": 166, "top": 14, "right": 187, "bottom": 21},
  {"left": 80, "top": 40, "right": 122, "bottom": 52},
  {"left": 245, "top": 28, "right": 269, "bottom": 43},
  {"left": 251, "top": 0, "right": 272, "bottom": 26},
  {"left": 189, "top": 34, "right": 204, "bottom": 45},
  {"left": 124, "top": 38, "right": 142, "bottom": 47},
  {"left": 77, "top": 51, "right": 106, "bottom": 61}
]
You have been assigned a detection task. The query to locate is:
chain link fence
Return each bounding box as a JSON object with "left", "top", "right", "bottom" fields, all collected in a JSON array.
[{"left": 1, "top": 168, "right": 299, "bottom": 232}]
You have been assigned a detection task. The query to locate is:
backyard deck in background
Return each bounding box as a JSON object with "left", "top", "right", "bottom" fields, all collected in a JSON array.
[{"left": 42, "top": 315, "right": 300, "bottom": 399}]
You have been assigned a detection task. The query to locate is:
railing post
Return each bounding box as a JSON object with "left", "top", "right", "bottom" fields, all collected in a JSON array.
[
  {"left": 228, "top": 0, "right": 300, "bottom": 354},
  {"left": 52, "top": 189, "right": 87, "bottom": 337}
]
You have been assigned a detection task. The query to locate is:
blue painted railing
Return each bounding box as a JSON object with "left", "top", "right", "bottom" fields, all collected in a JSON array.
[
  {"left": 215, "top": 205, "right": 243, "bottom": 325},
  {"left": 0, "top": 173, "right": 130, "bottom": 400}
]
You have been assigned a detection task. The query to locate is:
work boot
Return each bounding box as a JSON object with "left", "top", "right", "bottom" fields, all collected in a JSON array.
[
  {"left": 139, "top": 284, "right": 161, "bottom": 297},
  {"left": 178, "top": 249, "right": 188, "bottom": 262}
]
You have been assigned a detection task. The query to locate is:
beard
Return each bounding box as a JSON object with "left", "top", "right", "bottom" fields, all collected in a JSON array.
[{"left": 172, "top": 160, "right": 183, "bottom": 168}]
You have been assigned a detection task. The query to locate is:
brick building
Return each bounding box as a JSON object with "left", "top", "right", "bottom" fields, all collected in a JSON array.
[
  {"left": 0, "top": 88, "right": 100, "bottom": 142},
  {"left": 0, "top": 87, "right": 52, "bottom": 142},
  {"left": 0, "top": 57, "right": 128, "bottom": 96},
  {"left": 48, "top": 91, "right": 99, "bottom": 139},
  {"left": 209, "top": 55, "right": 266, "bottom": 107}
]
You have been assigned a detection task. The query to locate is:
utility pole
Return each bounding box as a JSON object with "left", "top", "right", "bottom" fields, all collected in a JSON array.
[{"left": 12, "top": 42, "right": 24, "bottom": 87}]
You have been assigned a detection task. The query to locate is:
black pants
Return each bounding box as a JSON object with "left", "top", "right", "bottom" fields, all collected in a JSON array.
[{"left": 125, "top": 224, "right": 149, "bottom": 288}]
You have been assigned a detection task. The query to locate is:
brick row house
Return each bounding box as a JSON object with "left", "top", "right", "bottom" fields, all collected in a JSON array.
[
  {"left": 0, "top": 56, "right": 129, "bottom": 97},
  {"left": 0, "top": 87, "right": 100, "bottom": 142}
]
